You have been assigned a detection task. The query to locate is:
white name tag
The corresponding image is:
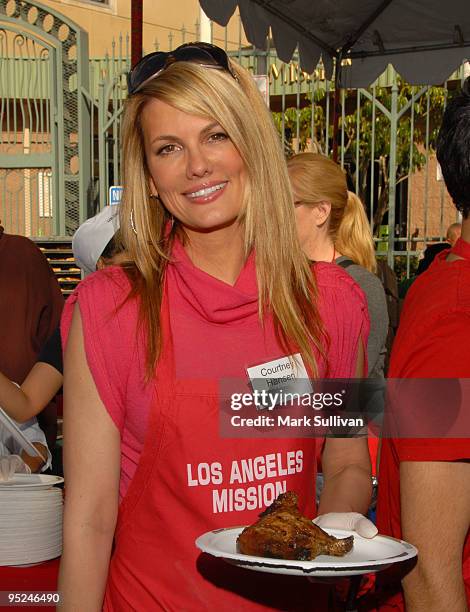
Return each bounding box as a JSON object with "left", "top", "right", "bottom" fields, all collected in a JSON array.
[{"left": 246, "top": 353, "right": 313, "bottom": 399}]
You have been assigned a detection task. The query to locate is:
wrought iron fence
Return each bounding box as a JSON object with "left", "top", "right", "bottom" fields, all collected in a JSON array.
[
  {"left": 0, "top": 0, "right": 90, "bottom": 238},
  {"left": 0, "top": 8, "right": 465, "bottom": 276},
  {"left": 89, "top": 29, "right": 463, "bottom": 276}
]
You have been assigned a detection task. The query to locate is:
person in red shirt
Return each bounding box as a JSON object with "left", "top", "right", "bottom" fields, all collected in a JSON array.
[{"left": 376, "top": 78, "right": 470, "bottom": 611}]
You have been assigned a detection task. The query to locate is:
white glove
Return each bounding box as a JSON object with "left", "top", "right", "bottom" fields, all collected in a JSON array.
[
  {"left": 0, "top": 455, "right": 31, "bottom": 482},
  {"left": 313, "top": 512, "right": 378, "bottom": 538}
]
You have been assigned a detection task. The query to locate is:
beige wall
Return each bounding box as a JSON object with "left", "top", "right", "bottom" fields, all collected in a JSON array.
[{"left": 38, "top": 0, "right": 245, "bottom": 56}]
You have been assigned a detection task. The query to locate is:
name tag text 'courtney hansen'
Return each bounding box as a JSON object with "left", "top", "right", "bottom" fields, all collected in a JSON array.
[{"left": 230, "top": 414, "right": 365, "bottom": 428}]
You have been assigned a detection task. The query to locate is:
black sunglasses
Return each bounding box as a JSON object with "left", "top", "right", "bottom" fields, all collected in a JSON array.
[{"left": 127, "top": 42, "right": 237, "bottom": 95}]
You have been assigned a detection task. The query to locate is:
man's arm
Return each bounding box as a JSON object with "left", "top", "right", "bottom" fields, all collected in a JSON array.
[{"left": 400, "top": 460, "right": 470, "bottom": 612}]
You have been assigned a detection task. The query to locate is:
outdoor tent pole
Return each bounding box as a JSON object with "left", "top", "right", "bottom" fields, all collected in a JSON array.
[
  {"left": 332, "top": 55, "right": 341, "bottom": 162},
  {"left": 131, "top": 0, "right": 143, "bottom": 66},
  {"left": 199, "top": 7, "right": 212, "bottom": 43},
  {"left": 332, "top": 87, "right": 340, "bottom": 162}
]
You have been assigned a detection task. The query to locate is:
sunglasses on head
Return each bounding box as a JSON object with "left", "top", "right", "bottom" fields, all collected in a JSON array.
[{"left": 127, "top": 42, "right": 237, "bottom": 95}]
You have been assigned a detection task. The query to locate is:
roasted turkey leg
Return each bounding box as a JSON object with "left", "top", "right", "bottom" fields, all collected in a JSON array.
[{"left": 237, "top": 491, "right": 354, "bottom": 561}]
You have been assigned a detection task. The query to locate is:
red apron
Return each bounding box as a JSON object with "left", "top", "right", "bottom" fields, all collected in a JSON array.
[{"left": 104, "top": 293, "right": 332, "bottom": 611}]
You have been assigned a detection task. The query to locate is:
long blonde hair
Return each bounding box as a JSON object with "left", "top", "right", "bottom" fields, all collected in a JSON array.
[
  {"left": 120, "top": 59, "right": 328, "bottom": 379},
  {"left": 287, "top": 153, "right": 377, "bottom": 273}
]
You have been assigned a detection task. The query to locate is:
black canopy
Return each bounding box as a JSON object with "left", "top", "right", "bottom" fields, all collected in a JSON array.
[{"left": 200, "top": 0, "right": 470, "bottom": 85}]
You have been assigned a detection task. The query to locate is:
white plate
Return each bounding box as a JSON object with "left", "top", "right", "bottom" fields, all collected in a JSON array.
[
  {"left": 195, "top": 527, "right": 417, "bottom": 577},
  {"left": 0, "top": 497, "right": 63, "bottom": 507},
  {"left": 0, "top": 524, "right": 62, "bottom": 536},
  {"left": 0, "top": 474, "right": 64, "bottom": 489},
  {"left": 0, "top": 504, "right": 63, "bottom": 514},
  {"left": 0, "top": 547, "right": 62, "bottom": 566},
  {"left": 0, "top": 496, "right": 63, "bottom": 506},
  {"left": 0, "top": 487, "right": 62, "bottom": 496},
  {"left": 0, "top": 521, "right": 62, "bottom": 532},
  {"left": 2, "top": 536, "right": 62, "bottom": 550},
  {"left": 0, "top": 498, "right": 63, "bottom": 509}
]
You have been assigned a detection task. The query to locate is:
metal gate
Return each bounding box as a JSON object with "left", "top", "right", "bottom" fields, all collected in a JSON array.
[
  {"left": 0, "top": 5, "right": 454, "bottom": 273},
  {"left": 0, "top": 0, "right": 90, "bottom": 237},
  {"left": 93, "top": 34, "right": 460, "bottom": 276}
]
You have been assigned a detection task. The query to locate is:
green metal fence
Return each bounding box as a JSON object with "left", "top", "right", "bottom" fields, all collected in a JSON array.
[
  {"left": 88, "top": 30, "right": 463, "bottom": 276},
  {"left": 0, "top": 7, "right": 464, "bottom": 275},
  {"left": 0, "top": 0, "right": 90, "bottom": 238}
]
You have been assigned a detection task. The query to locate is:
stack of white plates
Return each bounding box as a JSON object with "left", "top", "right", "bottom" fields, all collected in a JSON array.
[{"left": 0, "top": 474, "right": 63, "bottom": 566}]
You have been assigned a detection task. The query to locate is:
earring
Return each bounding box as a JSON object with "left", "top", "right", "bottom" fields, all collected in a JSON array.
[
  {"left": 130, "top": 209, "right": 138, "bottom": 235},
  {"left": 149, "top": 194, "right": 160, "bottom": 201}
]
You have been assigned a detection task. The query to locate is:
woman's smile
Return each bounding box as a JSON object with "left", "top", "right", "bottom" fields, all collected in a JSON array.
[{"left": 184, "top": 180, "right": 228, "bottom": 204}]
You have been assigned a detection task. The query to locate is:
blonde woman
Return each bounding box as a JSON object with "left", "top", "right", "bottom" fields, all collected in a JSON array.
[
  {"left": 59, "top": 43, "right": 375, "bottom": 611},
  {"left": 288, "top": 153, "right": 388, "bottom": 379}
]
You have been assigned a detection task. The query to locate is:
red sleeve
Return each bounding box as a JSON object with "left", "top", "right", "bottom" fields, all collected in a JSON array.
[
  {"left": 315, "top": 263, "right": 370, "bottom": 378},
  {"left": 391, "top": 312, "right": 470, "bottom": 462},
  {"left": 61, "top": 267, "right": 141, "bottom": 432},
  {"left": 391, "top": 312, "right": 470, "bottom": 378}
]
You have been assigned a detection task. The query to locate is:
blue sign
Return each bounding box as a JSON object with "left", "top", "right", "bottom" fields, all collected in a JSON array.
[{"left": 109, "top": 186, "right": 123, "bottom": 206}]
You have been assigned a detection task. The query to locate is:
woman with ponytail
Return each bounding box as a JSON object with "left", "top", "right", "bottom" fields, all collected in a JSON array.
[{"left": 287, "top": 153, "right": 388, "bottom": 379}]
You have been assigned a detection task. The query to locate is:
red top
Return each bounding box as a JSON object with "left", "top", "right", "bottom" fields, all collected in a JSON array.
[
  {"left": 62, "top": 239, "right": 369, "bottom": 499},
  {"left": 376, "top": 237, "right": 470, "bottom": 610},
  {"left": 62, "top": 240, "right": 370, "bottom": 610},
  {"left": 103, "top": 286, "right": 321, "bottom": 610}
]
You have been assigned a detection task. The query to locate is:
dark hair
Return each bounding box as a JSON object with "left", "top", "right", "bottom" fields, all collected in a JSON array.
[
  {"left": 100, "top": 232, "right": 123, "bottom": 261},
  {"left": 436, "top": 77, "right": 470, "bottom": 219},
  {"left": 416, "top": 242, "right": 451, "bottom": 275}
]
